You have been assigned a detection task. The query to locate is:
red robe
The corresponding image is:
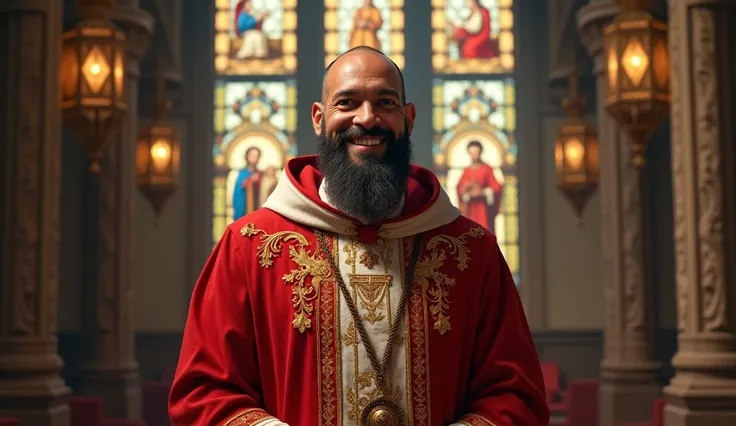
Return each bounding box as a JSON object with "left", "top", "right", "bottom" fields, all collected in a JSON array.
[
  {"left": 169, "top": 155, "right": 548, "bottom": 426},
  {"left": 456, "top": 162, "right": 503, "bottom": 234},
  {"left": 452, "top": 8, "right": 499, "bottom": 59}
]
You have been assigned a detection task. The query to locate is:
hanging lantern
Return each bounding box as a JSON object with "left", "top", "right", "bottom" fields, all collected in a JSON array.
[
  {"left": 555, "top": 67, "right": 599, "bottom": 225},
  {"left": 60, "top": 1, "right": 127, "bottom": 173},
  {"left": 603, "top": 0, "right": 669, "bottom": 168},
  {"left": 137, "top": 59, "right": 180, "bottom": 221}
]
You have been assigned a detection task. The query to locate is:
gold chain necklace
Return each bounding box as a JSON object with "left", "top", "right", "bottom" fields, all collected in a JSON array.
[{"left": 317, "top": 232, "right": 423, "bottom": 426}]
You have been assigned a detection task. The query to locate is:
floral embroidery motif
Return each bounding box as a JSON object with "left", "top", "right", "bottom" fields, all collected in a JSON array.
[
  {"left": 415, "top": 227, "right": 485, "bottom": 335},
  {"left": 223, "top": 408, "right": 273, "bottom": 426},
  {"left": 359, "top": 250, "right": 380, "bottom": 269},
  {"left": 241, "top": 222, "right": 332, "bottom": 333}
]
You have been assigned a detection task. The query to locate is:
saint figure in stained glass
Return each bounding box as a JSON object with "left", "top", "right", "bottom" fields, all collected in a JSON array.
[
  {"left": 212, "top": 81, "right": 297, "bottom": 243},
  {"left": 449, "top": 0, "right": 498, "bottom": 60},
  {"left": 433, "top": 78, "right": 519, "bottom": 278},
  {"left": 233, "top": 0, "right": 271, "bottom": 59},
  {"left": 349, "top": 0, "right": 383, "bottom": 50},
  {"left": 214, "top": 0, "right": 297, "bottom": 75},
  {"left": 456, "top": 140, "right": 503, "bottom": 234},
  {"left": 324, "top": 0, "right": 405, "bottom": 68},
  {"left": 432, "top": 0, "right": 514, "bottom": 74}
]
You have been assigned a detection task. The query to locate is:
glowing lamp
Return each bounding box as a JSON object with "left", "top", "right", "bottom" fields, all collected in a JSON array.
[
  {"left": 136, "top": 100, "right": 180, "bottom": 219},
  {"left": 555, "top": 67, "right": 599, "bottom": 225},
  {"left": 603, "top": 0, "right": 669, "bottom": 168},
  {"left": 60, "top": 17, "right": 127, "bottom": 173}
]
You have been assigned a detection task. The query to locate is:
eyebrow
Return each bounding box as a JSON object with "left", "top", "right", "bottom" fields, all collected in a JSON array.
[{"left": 331, "top": 87, "right": 401, "bottom": 101}]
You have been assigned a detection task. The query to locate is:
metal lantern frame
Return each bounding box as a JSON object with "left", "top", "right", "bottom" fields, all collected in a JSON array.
[
  {"left": 137, "top": 54, "right": 181, "bottom": 220},
  {"left": 136, "top": 102, "right": 181, "bottom": 219},
  {"left": 60, "top": 18, "right": 127, "bottom": 173},
  {"left": 603, "top": 1, "right": 670, "bottom": 168},
  {"left": 555, "top": 67, "right": 600, "bottom": 225}
]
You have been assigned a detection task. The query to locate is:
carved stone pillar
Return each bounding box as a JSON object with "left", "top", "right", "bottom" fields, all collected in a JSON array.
[
  {"left": 663, "top": 0, "right": 736, "bottom": 424},
  {"left": 0, "top": 1, "right": 72, "bottom": 425},
  {"left": 577, "top": 2, "right": 662, "bottom": 426},
  {"left": 74, "top": 2, "right": 153, "bottom": 419}
]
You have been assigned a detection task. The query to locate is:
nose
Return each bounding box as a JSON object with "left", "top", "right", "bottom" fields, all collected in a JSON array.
[{"left": 352, "top": 101, "right": 379, "bottom": 128}]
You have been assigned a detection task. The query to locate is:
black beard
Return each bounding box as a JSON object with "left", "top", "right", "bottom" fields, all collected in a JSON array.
[{"left": 317, "top": 122, "right": 412, "bottom": 224}]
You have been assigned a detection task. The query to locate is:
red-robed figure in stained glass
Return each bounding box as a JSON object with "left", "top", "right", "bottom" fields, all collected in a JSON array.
[
  {"left": 455, "top": 140, "right": 503, "bottom": 233},
  {"left": 169, "top": 46, "right": 548, "bottom": 426},
  {"left": 449, "top": 0, "right": 499, "bottom": 59}
]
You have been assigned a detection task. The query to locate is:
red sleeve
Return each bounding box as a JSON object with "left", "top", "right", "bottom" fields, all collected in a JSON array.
[
  {"left": 456, "top": 168, "right": 475, "bottom": 199},
  {"left": 168, "top": 228, "right": 281, "bottom": 426},
  {"left": 484, "top": 164, "right": 502, "bottom": 193},
  {"left": 454, "top": 242, "right": 549, "bottom": 426}
]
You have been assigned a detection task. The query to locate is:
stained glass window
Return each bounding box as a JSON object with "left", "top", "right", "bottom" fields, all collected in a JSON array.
[
  {"left": 213, "top": 0, "right": 298, "bottom": 245},
  {"left": 212, "top": 81, "right": 297, "bottom": 243},
  {"left": 431, "top": 0, "right": 514, "bottom": 74},
  {"left": 432, "top": 79, "right": 519, "bottom": 280},
  {"left": 214, "top": 0, "right": 297, "bottom": 75},
  {"left": 324, "top": 0, "right": 405, "bottom": 69}
]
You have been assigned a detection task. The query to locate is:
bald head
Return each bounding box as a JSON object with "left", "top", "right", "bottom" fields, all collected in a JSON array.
[{"left": 322, "top": 46, "right": 406, "bottom": 104}]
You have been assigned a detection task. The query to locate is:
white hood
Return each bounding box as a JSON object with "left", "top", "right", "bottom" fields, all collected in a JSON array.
[{"left": 261, "top": 158, "right": 460, "bottom": 239}]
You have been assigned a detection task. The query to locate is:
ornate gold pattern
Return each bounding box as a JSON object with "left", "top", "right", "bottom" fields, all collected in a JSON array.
[
  {"left": 457, "top": 414, "right": 497, "bottom": 426},
  {"left": 360, "top": 250, "right": 380, "bottom": 270},
  {"left": 317, "top": 234, "right": 340, "bottom": 425},
  {"left": 349, "top": 274, "right": 393, "bottom": 324},
  {"left": 404, "top": 236, "right": 430, "bottom": 425},
  {"left": 223, "top": 408, "right": 273, "bottom": 426},
  {"left": 346, "top": 369, "right": 403, "bottom": 421},
  {"left": 415, "top": 228, "right": 485, "bottom": 335},
  {"left": 361, "top": 396, "right": 404, "bottom": 426},
  {"left": 240, "top": 222, "right": 332, "bottom": 332}
]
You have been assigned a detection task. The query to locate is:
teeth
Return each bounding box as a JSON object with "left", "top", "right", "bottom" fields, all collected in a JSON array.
[{"left": 351, "top": 137, "right": 383, "bottom": 146}]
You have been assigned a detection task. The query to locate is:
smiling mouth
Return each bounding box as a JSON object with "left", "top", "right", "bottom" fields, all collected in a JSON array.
[{"left": 349, "top": 137, "right": 386, "bottom": 147}]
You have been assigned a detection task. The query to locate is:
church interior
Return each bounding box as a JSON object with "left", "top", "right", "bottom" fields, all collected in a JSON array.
[{"left": 1, "top": 0, "right": 735, "bottom": 425}]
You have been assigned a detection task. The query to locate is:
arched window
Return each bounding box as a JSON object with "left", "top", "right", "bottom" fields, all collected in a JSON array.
[
  {"left": 211, "top": 0, "right": 298, "bottom": 244},
  {"left": 431, "top": 0, "right": 519, "bottom": 283}
]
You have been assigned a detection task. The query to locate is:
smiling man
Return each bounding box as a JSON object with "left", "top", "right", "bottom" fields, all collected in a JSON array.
[{"left": 169, "top": 47, "right": 549, "bottom": 426}]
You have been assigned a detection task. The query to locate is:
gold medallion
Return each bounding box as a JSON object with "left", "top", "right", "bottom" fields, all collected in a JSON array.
[{"left": 360, "top": 397, "right": 404, "bottom": 426}]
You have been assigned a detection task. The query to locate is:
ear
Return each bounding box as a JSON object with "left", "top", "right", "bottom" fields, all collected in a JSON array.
[
  {"left": 403, "top": 103, "right": 417, "bottom": 135},
  {"left": 311, "top": 102, "right": 324, "bottom": 136}
]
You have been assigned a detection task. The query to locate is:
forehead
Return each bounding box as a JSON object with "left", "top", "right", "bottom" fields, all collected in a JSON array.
[{"left": 325, "top": 52, "right": 402, "bottom": 98}]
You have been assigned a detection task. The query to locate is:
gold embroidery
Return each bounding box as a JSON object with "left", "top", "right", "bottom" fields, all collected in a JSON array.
[
  {"left": 405, "top": 235, "right": 430, "bottom": 425},
  {"left": 241, "top": 222, "right": 332, "bottom": 333},
  {"left": 317, "top": 233, "right": 341, "bottom": 425},
  {"left": 349, "top": 274, "right": 393, "bottom": 323},
  {"left": 458, "top": 413, "right": 498, "bottom": 426},
  {"left": 344, "top": 236, "right": 394, "bottom": 273},
  {"left": 359, "top": 250, "right": 379, "bottom": 269},
  {"left": 222, "top": 408, "right": 273, "bottom": 426},
  {"left": 346, "top": 368, "right": 403, "bottom": 422},
  {"left": 415, "top": 228, "right": 485, "bottom": 335}
]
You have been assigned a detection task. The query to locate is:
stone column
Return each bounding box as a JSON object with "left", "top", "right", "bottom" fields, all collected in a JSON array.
[
  {"left": 577, "top": 2, "right": 662, "bottom": 426},
  {"left": 0, "top": 0, "right": 72, "bottom": 425},
  {"left": 663, "top": 0, "right": 736, "bottom": 424},
  {"left": 74, "top": 2, "right": 153, "bottom": 419}
]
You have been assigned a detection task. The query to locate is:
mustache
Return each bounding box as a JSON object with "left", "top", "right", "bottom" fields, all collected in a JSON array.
[{"left": 335, "top": 126, "right": 395, "bottom": 143}]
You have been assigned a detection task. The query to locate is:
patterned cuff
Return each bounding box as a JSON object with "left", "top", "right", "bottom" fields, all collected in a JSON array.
[
  {"left": 451, "top": 413, "right": 498, "bottom": 426},
  {"left": 222, "top": 409, "right": 288, "bottom": 426}
]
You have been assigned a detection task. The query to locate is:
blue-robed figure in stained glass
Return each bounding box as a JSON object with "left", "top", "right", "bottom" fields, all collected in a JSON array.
[
  {"left": 232, "top": 146, "right": 262, "bottom": 220},
  {"left": 234, "top": 0, "right": 270, "bottom": 59}
]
